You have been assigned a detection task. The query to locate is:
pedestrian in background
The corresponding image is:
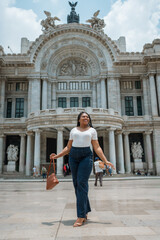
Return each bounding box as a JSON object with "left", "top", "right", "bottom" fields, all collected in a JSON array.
[
  {"left": 94, "top": 157, "right": 104, "bottom": 187},
  {"left": 41, "top": 165, "right": 47, "bottom": 181}
]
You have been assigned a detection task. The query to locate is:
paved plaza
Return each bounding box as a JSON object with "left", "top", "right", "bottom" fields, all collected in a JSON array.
[{"left": 0, "top": 178, "right": 160, "bottom": 240}]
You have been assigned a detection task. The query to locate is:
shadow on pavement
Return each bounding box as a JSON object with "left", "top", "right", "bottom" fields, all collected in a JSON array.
[{"left": 42, "top": 219, "right": 112, "bottom": 226}]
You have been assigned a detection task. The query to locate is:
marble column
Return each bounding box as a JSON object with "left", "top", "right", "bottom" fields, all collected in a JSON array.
[
  {"left": 92, "top": 81, "right": 97, "bottom": 108},
  {"left": 48, "top": 81, "right": 51, "bottom": 109},
  {"left": 142, "top": 76, "right": 149, "bottom": 115},
  {"left": 30, "top": 77, "right": 41, "bottom": 113},
  {"left": 108, "top": 128, "right": 116, "bottom": 173},
  {"left": 51, "top": 82, "right": 57, "bottom": 109},
  {"left": 123, "top": 132, "right": 131, "bottom": 173},
  {"left": 103, "top": 130, "right": 109, "bottom": 158},
  {"left": 19, "top": 134, "right": 26, "bottom": 173},
  {"left": 26, "top": 132, "right": 34, "bottom": 176},
  {"left": 27, "top": 79, "right": 32, "bottom": 115},
  {"left": 133, "top": 96, "right": 137, "bottom": 116},
  {"left": 0, "top": 134, "right": 5, "bottom": 173},
  {"left": 153, "top": 129, "right": 160, "bottom": 175},
  {"left": 101, "top": 78, "right": 107, "bottom": 109},
  {"left": 116, "top": 131, "right": 125, "bottom": 173},
  {"left": 144, "top": 131, "right": 153, "bottom": 172},
  {"left": 149, "top": 74, "right": 158, "bottom": 116},
  {"left": 107, "top": 77, "right": 116, "bottom": 110},
  {"left": 156, "top": 74, "right": 160, "bottom": 114},
  {"left": 57, "top": 127, "right": 64, "bottom": 175},
  {"left": 97, "top": 81, "right": 101, "bottom": 108},
  {"left": 0, "top": 78, "right": 6, "bottom": 117},
  {"left": 116, "top": 79, "right": 121, "bottom": 115},
  {"left": 42, "top": 78, "right": 48, "bottom": 110},
  {"left": 34, "top": 129, "right": 41, "bottom": 175}
]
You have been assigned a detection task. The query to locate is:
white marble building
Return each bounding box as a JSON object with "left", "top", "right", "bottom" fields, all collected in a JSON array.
[{"left": 0, "top": 8, "right": 160, "bottom": 176}]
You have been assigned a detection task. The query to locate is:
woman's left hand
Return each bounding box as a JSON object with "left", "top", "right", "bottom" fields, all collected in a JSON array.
[{"left": 50, "top": 153, "right": 57, "bottom": 160}]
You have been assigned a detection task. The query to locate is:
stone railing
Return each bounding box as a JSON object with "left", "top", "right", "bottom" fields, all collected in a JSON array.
[
  {"left": 28, "top": 107, "right": 120, "bottom": 118},
  {"left": 27, "top": 107, "right": 123, "bottom": 131},
  {"left": 123, "top": 115, "right": 152, "bottom": 121},
  {"left": 0, "top": 117, "right": 26, "bottom": 124}
]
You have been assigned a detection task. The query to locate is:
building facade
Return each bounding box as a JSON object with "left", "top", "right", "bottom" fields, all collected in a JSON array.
[{"left": 0, "top": 9, "right": 160, "bottom": 176}]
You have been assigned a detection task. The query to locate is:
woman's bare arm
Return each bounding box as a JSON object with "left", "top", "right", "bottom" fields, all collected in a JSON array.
[
  {"left": 91, "top": 140, "right": 115, "bottom": 169},
  {"left": 50, "top": 140, "right": 73, "bottom": 159}
]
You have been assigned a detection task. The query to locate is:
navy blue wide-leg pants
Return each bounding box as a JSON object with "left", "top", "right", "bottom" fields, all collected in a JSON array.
[{"left": 69, "top": 146, "right": 93, "bottom": 218}]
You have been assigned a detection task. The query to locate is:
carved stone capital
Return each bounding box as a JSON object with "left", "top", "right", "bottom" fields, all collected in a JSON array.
[
  {"left": 123, "top": 131, "right": 130, "bottom": 136},
  {"left": 56, "top": 127, "right": 64, "bottom": 132},
  {"left": 27, "top": 75, "right": 41, "bottom": 81},
  {"left": 0, "top": 76, "right": 7, "bottom": 81},
  {"left": 41, "top": 75, "right": 48, "bottom": 81},
  {"left": 147, "top": 72, "right": 156, "bottom": 78},
  {"left": 0, "top": 134, "right": 5, "bottom": 138},
  {"left": 107, "top": 74, "right": 121, "bottom": 80},
  {"left": 27, "top": 131, "right": 34, "bottom": 136},
  {"left": 143, "top": 130, "right": 152, "bottom": 135},
  {"left": 34, "top": 129, "right": 42, "bottom": 134},
  {"left": 116, "top": 130, "right": 123, "bottom": 135},
  {"left": 19, "top": 133, "right": 26, "bottom": 138},
  {"left": 140, "top": 74, "right": 147, "bottom": 81},
  {"left": 108, "top": 127, "right": 116, "bottom": 132}
]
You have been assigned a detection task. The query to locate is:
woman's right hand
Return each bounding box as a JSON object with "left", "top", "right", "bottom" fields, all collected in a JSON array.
[{"left": 50, "top": 153, "right": 57, "bottom": 160}]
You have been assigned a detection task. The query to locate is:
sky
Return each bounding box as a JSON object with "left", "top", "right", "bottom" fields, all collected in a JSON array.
[{"left": 0, "top": 0, "right": 160, "bottom": 54}]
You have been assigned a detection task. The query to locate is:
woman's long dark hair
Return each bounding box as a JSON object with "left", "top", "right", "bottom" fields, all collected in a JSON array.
[{"left": 77, "top": 112, "right": 93, "bottom": 127}]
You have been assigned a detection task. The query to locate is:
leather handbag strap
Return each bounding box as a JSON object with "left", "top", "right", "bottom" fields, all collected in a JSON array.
[{"left": 47, "top": 158, "right": 56, "bottom": 178}]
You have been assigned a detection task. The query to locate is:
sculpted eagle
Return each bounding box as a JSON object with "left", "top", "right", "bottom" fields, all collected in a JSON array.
[{"left": 69, "top": 1, "right": 78, "bottom": 8}]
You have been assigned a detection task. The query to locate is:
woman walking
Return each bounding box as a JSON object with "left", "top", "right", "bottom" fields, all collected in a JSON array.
[{"left": 50, "top": 112, "right": 115, "bottom": 227}]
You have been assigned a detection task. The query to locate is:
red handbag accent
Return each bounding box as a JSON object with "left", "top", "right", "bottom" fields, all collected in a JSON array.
[{"left": 46, "top": 157, "right": 59, "bottom": 190}]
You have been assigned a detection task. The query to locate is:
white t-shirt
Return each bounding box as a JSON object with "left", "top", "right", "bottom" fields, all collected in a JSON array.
[
  {"left": 69, "top": 127, "right": 98, "bottom": 147},
  {"left": 94, "top": 161, "right": 103, "bottom": 173}
]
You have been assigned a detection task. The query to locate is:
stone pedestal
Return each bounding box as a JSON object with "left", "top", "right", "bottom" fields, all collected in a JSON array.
[
  {"left": 134, "top": 159, "right": 143, "bottom": 171},
  {"left": 7, "top": 161, "right": 16, "bottom": 172}
]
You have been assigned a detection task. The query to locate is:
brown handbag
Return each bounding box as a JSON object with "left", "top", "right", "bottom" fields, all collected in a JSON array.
[{"left": 46, "top": 157, "right": 59, "bottom": 190}]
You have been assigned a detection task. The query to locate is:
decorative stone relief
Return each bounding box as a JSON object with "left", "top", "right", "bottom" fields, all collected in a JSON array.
[
  {"left": 98, "top": 50, "right": 103, "bottom": 58},
  {"left": 100, "top": 61, "right": 107, "bottom": 68},
  {"left": 58, "top": 58, "right": 88, "bottom": 76},
  {"left": 41, "top": 60, "right": 48, "bottom": 70}
]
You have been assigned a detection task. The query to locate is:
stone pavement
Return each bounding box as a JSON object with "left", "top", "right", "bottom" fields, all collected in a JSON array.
[{"left": 0, "top": 178, "right": 160, "bottom": 240}]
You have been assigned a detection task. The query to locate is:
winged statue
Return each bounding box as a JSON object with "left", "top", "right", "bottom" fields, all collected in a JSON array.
[
  {"left": 44, "top": 11, "right": 51, "bottom": 17},
  {"left": 93, "top": 10, "right": 100, "bottom": 17},
  {"left": 86, "top": 10, "right": 106, "bottom": 33},
  {"left": 41, "top": 11, "right": 61, "bottom": 34}
]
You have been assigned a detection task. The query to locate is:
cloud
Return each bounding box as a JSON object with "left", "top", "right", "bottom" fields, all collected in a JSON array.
[
  {"left": 104, "top": 0, "right": 160, "bottom": 52},
  {"left": 0, "top": 0, "right": 41, "bottom": 53}
]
